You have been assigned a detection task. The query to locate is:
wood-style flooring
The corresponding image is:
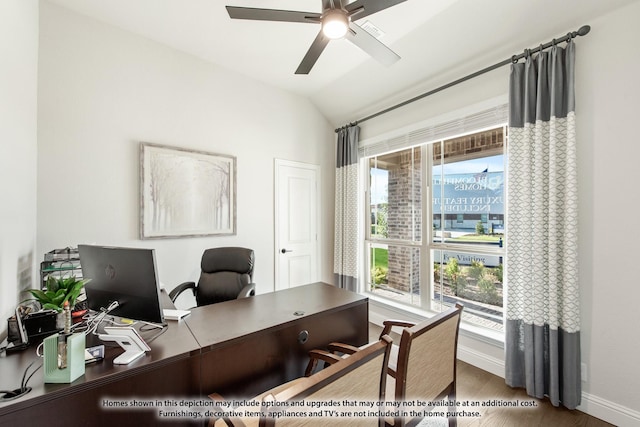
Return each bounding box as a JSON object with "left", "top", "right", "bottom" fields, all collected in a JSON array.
[{"left": 368, "top": 323, "right": 612, "bottom": 427}]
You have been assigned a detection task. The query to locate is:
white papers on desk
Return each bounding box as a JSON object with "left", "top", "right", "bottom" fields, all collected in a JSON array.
[{"left": 163, "top": 309, "right": 191, "bottom": 321}]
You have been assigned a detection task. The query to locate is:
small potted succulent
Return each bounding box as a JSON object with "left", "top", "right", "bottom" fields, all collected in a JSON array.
[
  {"left": 28, "top": 276, "right": 89, "bottom": 312},
  {"left": 26, "top": 276, "right": 90, "bottom": 331}
]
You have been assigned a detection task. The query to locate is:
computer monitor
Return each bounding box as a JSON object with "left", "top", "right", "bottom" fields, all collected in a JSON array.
[{"left": 78, "top": 245, "right": 165, "bottom": 325}]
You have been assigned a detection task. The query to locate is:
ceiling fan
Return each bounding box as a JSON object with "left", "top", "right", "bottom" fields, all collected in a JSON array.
[{"left": 226, "top": 0, "right": 407, "bottom": 74}]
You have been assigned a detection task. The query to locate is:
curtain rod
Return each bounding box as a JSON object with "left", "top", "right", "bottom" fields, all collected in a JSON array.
[{"left": 335, "top": 24, "right": 591, "bottom": 133}]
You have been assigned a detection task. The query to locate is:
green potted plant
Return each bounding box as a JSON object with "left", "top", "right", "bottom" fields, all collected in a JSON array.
[
  {"left": 24, "top": 275, "right": 91, "bottom": 333},
  {"left": 28, "top": 275, "right": 89, "bottom": 313}
]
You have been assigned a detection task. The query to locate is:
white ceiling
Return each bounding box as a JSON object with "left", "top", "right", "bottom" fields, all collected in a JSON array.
[{"left": 45, "top": 0, "right": 636, "bottom": 126}]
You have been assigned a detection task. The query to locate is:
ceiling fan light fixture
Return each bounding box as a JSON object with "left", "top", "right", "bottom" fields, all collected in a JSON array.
[{"left": 322, "top": 10, "right": 349, "bottom": 39}]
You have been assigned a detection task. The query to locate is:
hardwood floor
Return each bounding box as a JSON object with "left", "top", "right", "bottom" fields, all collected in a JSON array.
[
  {"left": 368, "top": 323, "right": 612, "bottom": 427},
  {"left": 454, "top": 360, "right": 611, "bottom": 426}
]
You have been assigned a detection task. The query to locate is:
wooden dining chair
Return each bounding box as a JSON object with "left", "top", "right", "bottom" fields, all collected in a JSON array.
[
  {"left": 311, "top": 304, "right": 464, "bottom": 427},
  {"left": 211, "top": 335, "right": 393, "bottom": 427},
  {"left": 387, "top": 304, "right": 463, "bottom": 427},
  {"left": 305, "top": 318, "right": 415, "bottom": 378}
]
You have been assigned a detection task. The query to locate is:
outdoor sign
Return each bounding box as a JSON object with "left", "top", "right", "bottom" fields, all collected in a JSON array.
[{"left": 432, "top": 171, "right": 504, "bottom": 214}]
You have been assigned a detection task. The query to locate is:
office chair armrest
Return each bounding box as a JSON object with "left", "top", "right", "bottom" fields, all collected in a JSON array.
[
  {"left": 304, "top": 349, "right": 343, "bottom": 376},
  {"left": 327, "top": 342, "right": 359, "bottom": 355},
  {"left": 169, "top": 281, "right": 196, "bottom": 302},
  {"left": 237, "top": 282, "right": 255, "bottom": 299},
  {"left": 380, "top": 319, "right": 416, "bottom": 338}
]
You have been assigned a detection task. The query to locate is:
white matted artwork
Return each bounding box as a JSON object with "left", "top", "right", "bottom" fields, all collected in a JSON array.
[{"left": 140, "top": 142, "right": 236, "bottom": 239}]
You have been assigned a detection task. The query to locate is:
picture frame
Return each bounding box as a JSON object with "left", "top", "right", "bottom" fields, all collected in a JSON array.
[{"left": 139, "top": 142, "right": 236, "bottom": 239}]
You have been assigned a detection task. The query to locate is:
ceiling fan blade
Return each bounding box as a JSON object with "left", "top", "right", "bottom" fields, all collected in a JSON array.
[
  {"left": 226, "top": 6, "right": 321, "bottom": 23},
  {"left": 346, "top": 22, "right": 400, "bottom": 66},
  {"left": 345, "top": 0, "right": 407, "bottom": 20},
  {"left": 295, "top": 31, "right": 331, "bottom": 74},
  {"left": 322, "top": 0, "right": 343, "bottom": 10}
]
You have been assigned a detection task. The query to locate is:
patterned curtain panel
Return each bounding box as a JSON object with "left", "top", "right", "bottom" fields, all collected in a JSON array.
[
  {"left": 334, "top": 125, "right": 360, "bottom": 291},
  {"left": 506, "top": 41, "right": 581, "bottom": 409}
]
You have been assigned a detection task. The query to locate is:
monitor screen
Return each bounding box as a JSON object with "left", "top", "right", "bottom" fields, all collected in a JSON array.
[{"left": 78, "top": 245, "right": 165, "bottom": 325}]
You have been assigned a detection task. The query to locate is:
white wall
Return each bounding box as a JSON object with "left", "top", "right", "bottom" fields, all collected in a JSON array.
[
  {"left": 576, "top": 2, "right": 640, "bottom": 422},
  {"left": 360, "top": 2, "right": 640, "bottom": 425},
  {"left": 36, "top": 2, "right": 335, "bottom": 300},
  {"left": 0, "top": 0, "right": 39, "bottom": 338}
]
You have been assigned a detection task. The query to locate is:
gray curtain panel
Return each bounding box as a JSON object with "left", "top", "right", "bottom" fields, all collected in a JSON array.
[
  {"left": 334, "top": 125, "right": 360, "bottom": 291},
  {"left": 506, "top": 41, "right": 581, "bottom": 409}
]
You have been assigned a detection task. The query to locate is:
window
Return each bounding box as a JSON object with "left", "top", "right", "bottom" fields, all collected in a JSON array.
[{"left": 365, "top": 126, "right": 506, "bottom": 332}]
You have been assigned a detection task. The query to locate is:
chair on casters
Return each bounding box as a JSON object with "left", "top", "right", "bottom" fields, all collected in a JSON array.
[
  {"left": 310, "top": 304, "right": 464, "bottom": 427},
  {"left": 169, "top": 247, "right": 256, "bottom": 307}
]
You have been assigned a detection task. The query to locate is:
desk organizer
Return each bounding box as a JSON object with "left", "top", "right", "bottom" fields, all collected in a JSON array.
[{"left": 43, "top": 332, "right": 85, "bottom": 383}]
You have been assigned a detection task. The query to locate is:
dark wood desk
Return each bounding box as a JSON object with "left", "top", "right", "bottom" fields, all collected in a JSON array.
[
  {"left": 0, "top": 303, "right": 201, "bottom": 426},
  {"left": 187, "top": 282, "right": 369, "bottom": 397},
  {"left": 0, "top": 283, "right": 368, "bottom": 425}
]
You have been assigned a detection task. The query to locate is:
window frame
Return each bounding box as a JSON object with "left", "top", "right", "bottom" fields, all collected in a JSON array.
[{"left": 362, "top": 124, "right": 508, "bottom": 335}]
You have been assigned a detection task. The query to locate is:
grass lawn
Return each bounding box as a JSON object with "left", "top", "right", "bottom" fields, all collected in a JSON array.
[{"left": 370, "top": 247, "right": 388, "bottom": 268}]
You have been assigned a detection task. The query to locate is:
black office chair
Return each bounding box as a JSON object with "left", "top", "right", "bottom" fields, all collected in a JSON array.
[{"left": 169, "top": 247, "right": 256, "bottom": 307}]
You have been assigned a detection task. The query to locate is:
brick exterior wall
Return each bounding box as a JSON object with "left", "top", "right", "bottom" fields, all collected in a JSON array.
[
  {"left": 434, "top": 128, "right": 504, "bottom": 163},
  {"left": 386, "top": 148, "right": 421, "bottom": 294}
]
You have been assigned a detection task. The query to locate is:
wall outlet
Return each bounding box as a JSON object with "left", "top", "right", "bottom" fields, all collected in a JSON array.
[{"left": 581, "top": 362, "right": 587, "bottom": 382}]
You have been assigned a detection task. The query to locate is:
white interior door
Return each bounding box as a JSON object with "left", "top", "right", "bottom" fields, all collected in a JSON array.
[{"left": 275, "top": 159, "right": 320, "bottom": 290}]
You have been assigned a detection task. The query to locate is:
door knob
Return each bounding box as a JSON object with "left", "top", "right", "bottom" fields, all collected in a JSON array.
[{"left": 281, "top": 248, "right": 293, "bottom": 254}]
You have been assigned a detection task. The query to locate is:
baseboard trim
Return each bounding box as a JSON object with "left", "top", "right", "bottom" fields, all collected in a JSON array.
[
  {"left": 578, "top": 392, "right": 640, "bottom": 427},
  {"left": 457, "top": 343, "right": 504, "bottom": 378}
]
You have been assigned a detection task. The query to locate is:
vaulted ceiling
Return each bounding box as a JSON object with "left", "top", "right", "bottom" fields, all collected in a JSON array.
[{"left": 45, "top": 0, "right": 635, "bottom": 126}]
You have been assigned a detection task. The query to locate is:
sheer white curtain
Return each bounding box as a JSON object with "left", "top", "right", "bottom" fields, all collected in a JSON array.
[{"left": 506, "top": 40, "right": 581, "bottom": 409}]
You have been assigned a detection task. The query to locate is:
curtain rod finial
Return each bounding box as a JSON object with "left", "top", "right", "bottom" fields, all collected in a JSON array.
[{"left": 577, "top": 25, "right": 590, "bottom": 36}]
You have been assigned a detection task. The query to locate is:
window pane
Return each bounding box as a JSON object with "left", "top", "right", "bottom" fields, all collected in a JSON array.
[
  {"left": 368, "top": 243, "right": 420, "bottom": 306},
  {"left": 369, "top": 159, "right": 388, "bottom": 238},
  {"left": 369, "top": 147, "right": 421, "bottom": 242},
  {"left": 432, "top": 249, "right": 503, "bottom": 331},
  {"left": 432, "top": 129, "right": 504, "bottom": 245}
]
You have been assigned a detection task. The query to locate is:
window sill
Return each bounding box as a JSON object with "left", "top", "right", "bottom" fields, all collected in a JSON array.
[{"left": 366, "top": 292, "right": 505, "bottom": 348}]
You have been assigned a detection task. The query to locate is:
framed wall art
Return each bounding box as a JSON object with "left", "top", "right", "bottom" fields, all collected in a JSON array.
[{"left": 139, "top": 142, "right": 236, "bottom": 239}]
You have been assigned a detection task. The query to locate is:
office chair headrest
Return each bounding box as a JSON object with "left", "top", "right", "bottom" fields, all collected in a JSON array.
[{"left": 201, "top": 247, "right": 254, "bottom": 276}]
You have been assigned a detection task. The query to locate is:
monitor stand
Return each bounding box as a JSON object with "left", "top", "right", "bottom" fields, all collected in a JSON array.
[{"left": 5, "top": 340, "right": 30, "bottom": 353}]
